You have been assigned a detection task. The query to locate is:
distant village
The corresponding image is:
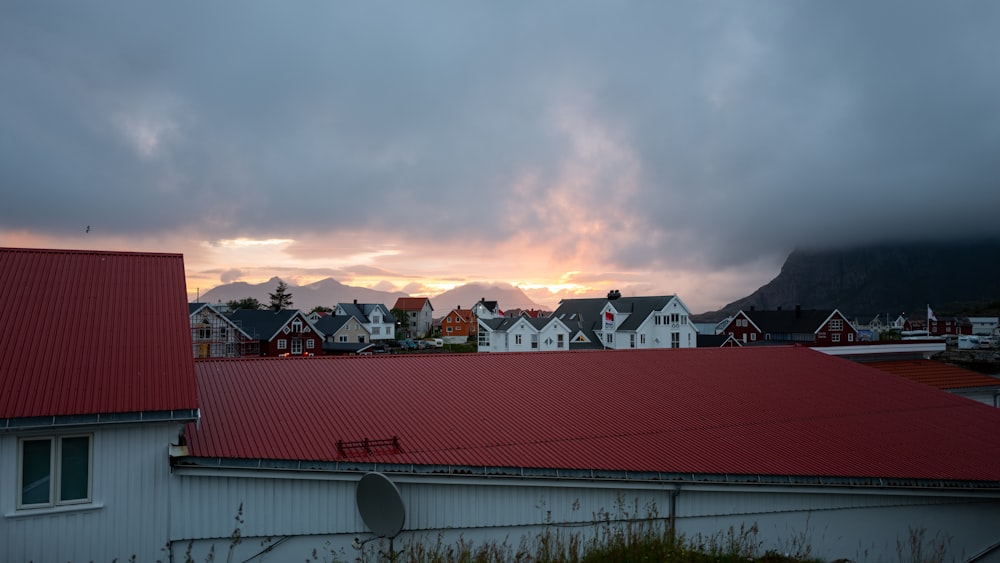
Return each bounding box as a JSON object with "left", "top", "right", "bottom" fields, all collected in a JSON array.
[
  {"left": 6, "top": 247, "right": 1000, "bottom": 563},
  {"left": 191, "top": 283, "right": 1000, "bottom": 358}
]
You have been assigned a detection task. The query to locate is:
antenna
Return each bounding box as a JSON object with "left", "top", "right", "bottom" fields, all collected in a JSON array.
[{"left": 356, "top": 472, "right": 406, "bottom": 539}]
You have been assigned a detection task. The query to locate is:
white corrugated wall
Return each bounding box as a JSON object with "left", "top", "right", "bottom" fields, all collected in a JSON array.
[
  {"left": 168, "top": 468, "right": 1000, "bottom": 562},
  {"left": 1, "top": 422, "right": 183, "bottom": 563}
]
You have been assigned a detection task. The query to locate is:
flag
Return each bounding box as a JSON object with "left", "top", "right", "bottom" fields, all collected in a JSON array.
[
  {"left": 927, "top": 305, "right": 937, "bottom": 322},
  {"left": 605, "top": 311, "right": 614, "bottom": 322}
]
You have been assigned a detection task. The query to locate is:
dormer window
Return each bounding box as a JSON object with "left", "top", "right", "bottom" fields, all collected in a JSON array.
[{"left": 291, "top": 320, "right": 303, "bottom": 333}]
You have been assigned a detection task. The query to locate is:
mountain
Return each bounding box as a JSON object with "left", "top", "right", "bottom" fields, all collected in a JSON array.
[
  {"left": 695, "top": 239, "right": 1000, "bottom": 322},
  {"left": 196, "top": 278, "right": 541, "bottom": 314},
  {"left": 430, "top": 282, "right": 543, "bottom": 314},
  {"left": 197, "top": 277, "right": 408, "bottom": 311}
]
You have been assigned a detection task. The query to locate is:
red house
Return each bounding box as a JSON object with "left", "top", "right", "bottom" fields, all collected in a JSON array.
[
  {"left": 227, "top": 309, "right": 322, "bottom": 356},
  {"left": 441, "top": 307, "right": 477, "bottom": 339},
  {"left": 722, "top": 306, "right": 858, "bottom": 346}
]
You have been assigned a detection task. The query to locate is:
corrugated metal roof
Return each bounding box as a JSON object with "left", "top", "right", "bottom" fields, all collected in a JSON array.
[
  {"left": 1, "top": 247, "right": 199, "bottom": 419},
  {"left": 867, "top": 359, "right": 1000, "bottom": 390},
  {"left": 186, "top": 347, "right": 1000, "bottom": 482}
]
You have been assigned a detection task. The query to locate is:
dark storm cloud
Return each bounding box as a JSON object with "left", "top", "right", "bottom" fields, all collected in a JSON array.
[{"left": 2, "top": 1, "right": 999, "bottom": 270}]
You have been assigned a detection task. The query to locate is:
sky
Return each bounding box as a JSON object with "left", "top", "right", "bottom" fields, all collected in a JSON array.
[{"left": 3, "top": 2, "right": 1000, "bottom": 312}]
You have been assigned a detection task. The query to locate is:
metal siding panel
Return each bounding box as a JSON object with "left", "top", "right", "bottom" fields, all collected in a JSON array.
[{"left": 0, "top": 423, "right": 180, "bottom": 562}]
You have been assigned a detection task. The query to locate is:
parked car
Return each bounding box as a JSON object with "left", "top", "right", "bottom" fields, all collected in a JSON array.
[
  {"left": 422, "top": 338, "right": 444, "bottom": 348},
  {"left": 400, "top": 339, "right": 418, "bottom": 350}
]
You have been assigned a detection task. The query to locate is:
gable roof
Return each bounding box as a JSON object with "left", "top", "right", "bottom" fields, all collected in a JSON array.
[
  {"left": 190, "top": 302, "right": 252, "bottom": 338},
  {"left": 446, "top": 308, "right": 476, "bottom": 323},
  {"left": 393, "top": 297, "right": 432, "bottom": 312},
  {"left": 743, "top": 308, "right": 847, "bottom": 335},
  {"left": 1, "top": 247, "right": 199, "bottom": 422},
  {"left": 184, "top": 347, "right": 1000, "bottom": 486},
  {"left": 552, "top": 296, "right": 680, "bottom": 347},
  {"left": 227, "top": 309, "right": 311, "bottom": 340},
  {"left": 336, "top": 302, "right": 390, "bottom": 323}
]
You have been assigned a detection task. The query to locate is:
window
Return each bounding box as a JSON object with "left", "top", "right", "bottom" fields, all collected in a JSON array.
[
  {"left": 306, "top": 339, "right": 315, "bottom": 349},
  {"left": 373, "top": 326, "right": 381, "bottom": 335},
  {"left": 446, "top": 326, "right": 453, "bottom": 333},
  {"left": 515, "top": 334, "right": 523, "bottom": 345},
  {"left": 277, "top": 339, "right": 287, "bottom": 350},
  {"left": 372, "top": 315, "right": 381, "bottom": 324},
  {"left": 197, "top": 327, "right": 211, "bottom": 339},
  {"left": 750, "top": 333, "right": 756, "bottom": 341},
  {"left": 291, "top": 339, "right": 303, "bottom": 354},
  {"left": 640, "top": 334, "right": 646, "bottom": 344},
  {"left": 557, "top": 333, "right": 565, "bottom": 348},
  {"left": 630, "top": 334, "right": 636, "bottom": 348},
  {"left": 671, "top": 332, "right": 680, "bottom": 348},
  {"left": 848, "top": 333, "right": 854, "bottom": 342},
  {"left": 832, "top": 333, "right": 841, "bottom": 343},
  {"left": 531, "top": 334, "right": 538, "bottom": 349},
  {"left": 291, "top": 320, "right": 302, "bottom": 333},
  {"left": 478, "top": 330, "right": 490, "bottom": 347},
  {"left": 18, "top": 435, "right": 92, "bottom": 509},
  {"left": 829, "top": 319, "right": 843, "bottom": 331},
  {"left": 338, "top": 335, "right": 348, "bottom": 343},
  {"left": 605, "top": 333, "right": 613, "bottom": 344}
]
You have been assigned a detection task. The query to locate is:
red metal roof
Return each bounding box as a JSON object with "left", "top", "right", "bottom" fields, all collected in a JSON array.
[
  {"left": 867, "top": 359, "right": 1000, "bottom": 390},
  {"left": 0, "top": 247, "right": 199, "bottom": 419},
  {"left": 187, "top": 347, "right": 1000, "bottom": 482}
]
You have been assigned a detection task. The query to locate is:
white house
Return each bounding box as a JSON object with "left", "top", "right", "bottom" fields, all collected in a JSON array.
[
  {"left": 969, "top": 317, "right": 999, "bottom": 336},
  {"left": 1, "top": 248, "right": 200, "bottom": 563},
  {"left": 552, "top": 293, "right": 698, "bottom": 350},
  {"left": 393, "top": 297, "right": 434, "bottom": 339},
  {"left": 335, "top": 300, "right": 395, "bottom": 342},
  {"left": 477, "top": 315, "right": 572, "bottom": 352}
]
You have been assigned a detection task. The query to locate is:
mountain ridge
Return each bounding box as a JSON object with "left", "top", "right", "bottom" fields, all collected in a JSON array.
[
  {"left": 694, "top": 239, "right": 1000, "bottom": 321},
  {"left": 196, "top": 278, "right": 542, "bottom": 314}
]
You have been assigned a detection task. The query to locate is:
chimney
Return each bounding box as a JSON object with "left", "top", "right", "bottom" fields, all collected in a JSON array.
[{"left": 353, "top": 299, "right": 358, "bottom": 305}]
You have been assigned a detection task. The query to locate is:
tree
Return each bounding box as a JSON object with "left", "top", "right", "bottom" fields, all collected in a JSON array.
[
  {"left": 227, "top": 297, "right": 262, "bottom": 311},
  {"left": 268, "top": 281, "right": 294, "bottom": 311},
  {"left": 391, "top": 307, "right": 408, "bottom": 339}
]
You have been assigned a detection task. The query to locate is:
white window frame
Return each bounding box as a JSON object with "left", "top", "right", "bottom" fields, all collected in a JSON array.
[
  {"left": 17, "top": 434, "right": 93, "bottom": 510},
  {"left": 829, "top": 319, "right": 843, "bottom": 331},
  {"left": 277, "top": 339, "right": 287, "bottom": 350},
  {"left": 306, "top": 339, "right": 315, "bottom": 349},
  {"left": 291, "top": 339, "right": 303, "bottom": 354}
]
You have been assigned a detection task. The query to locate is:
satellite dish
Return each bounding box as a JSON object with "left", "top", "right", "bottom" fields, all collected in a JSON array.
[{"left": 356, "top": 472, "right": 406, "bottom": 538}]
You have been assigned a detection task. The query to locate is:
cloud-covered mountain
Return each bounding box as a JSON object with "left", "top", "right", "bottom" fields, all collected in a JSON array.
[
  {"left": 429, "top": 283, "right": 543, "bottom": 315},
  {"left": 694, "top": 239, "right": 1000, "bottom": 321}
]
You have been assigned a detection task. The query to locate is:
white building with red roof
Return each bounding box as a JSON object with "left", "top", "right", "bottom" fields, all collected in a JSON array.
[
  {"left": 172, "top": 348, "right": 1000, "bottom": 561},
  {"left": 0, "top": 248, "right": 199, "bottom": 563}
]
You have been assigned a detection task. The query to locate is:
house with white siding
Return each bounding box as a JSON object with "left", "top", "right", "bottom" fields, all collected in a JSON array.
[
  {"left": 477, "top": 315, "right": 572, "bottom": 352},
  {"left": 1, "top": 248, "right": 199, "bottom": 563},
  {"left": 172, "top": 348, "right": 1000, "bottom": 562},
  {"left": 334, "top": 300, "right": 395, "bottom": 342},
  {"left": 552, "top": 292, "right": 698, "bottom": 349}
]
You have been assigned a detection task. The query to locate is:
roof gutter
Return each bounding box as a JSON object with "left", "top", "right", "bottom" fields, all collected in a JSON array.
[
  {"left": 171, "top": 455, "right": 1000, "bottom": 494},
  {"left": 2, "top": 408, "right": 200, "bottom": 432}
]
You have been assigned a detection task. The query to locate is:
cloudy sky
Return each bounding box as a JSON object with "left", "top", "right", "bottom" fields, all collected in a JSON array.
[{"left": 3, "top": 2, "right": 999, "bottom": 312}]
